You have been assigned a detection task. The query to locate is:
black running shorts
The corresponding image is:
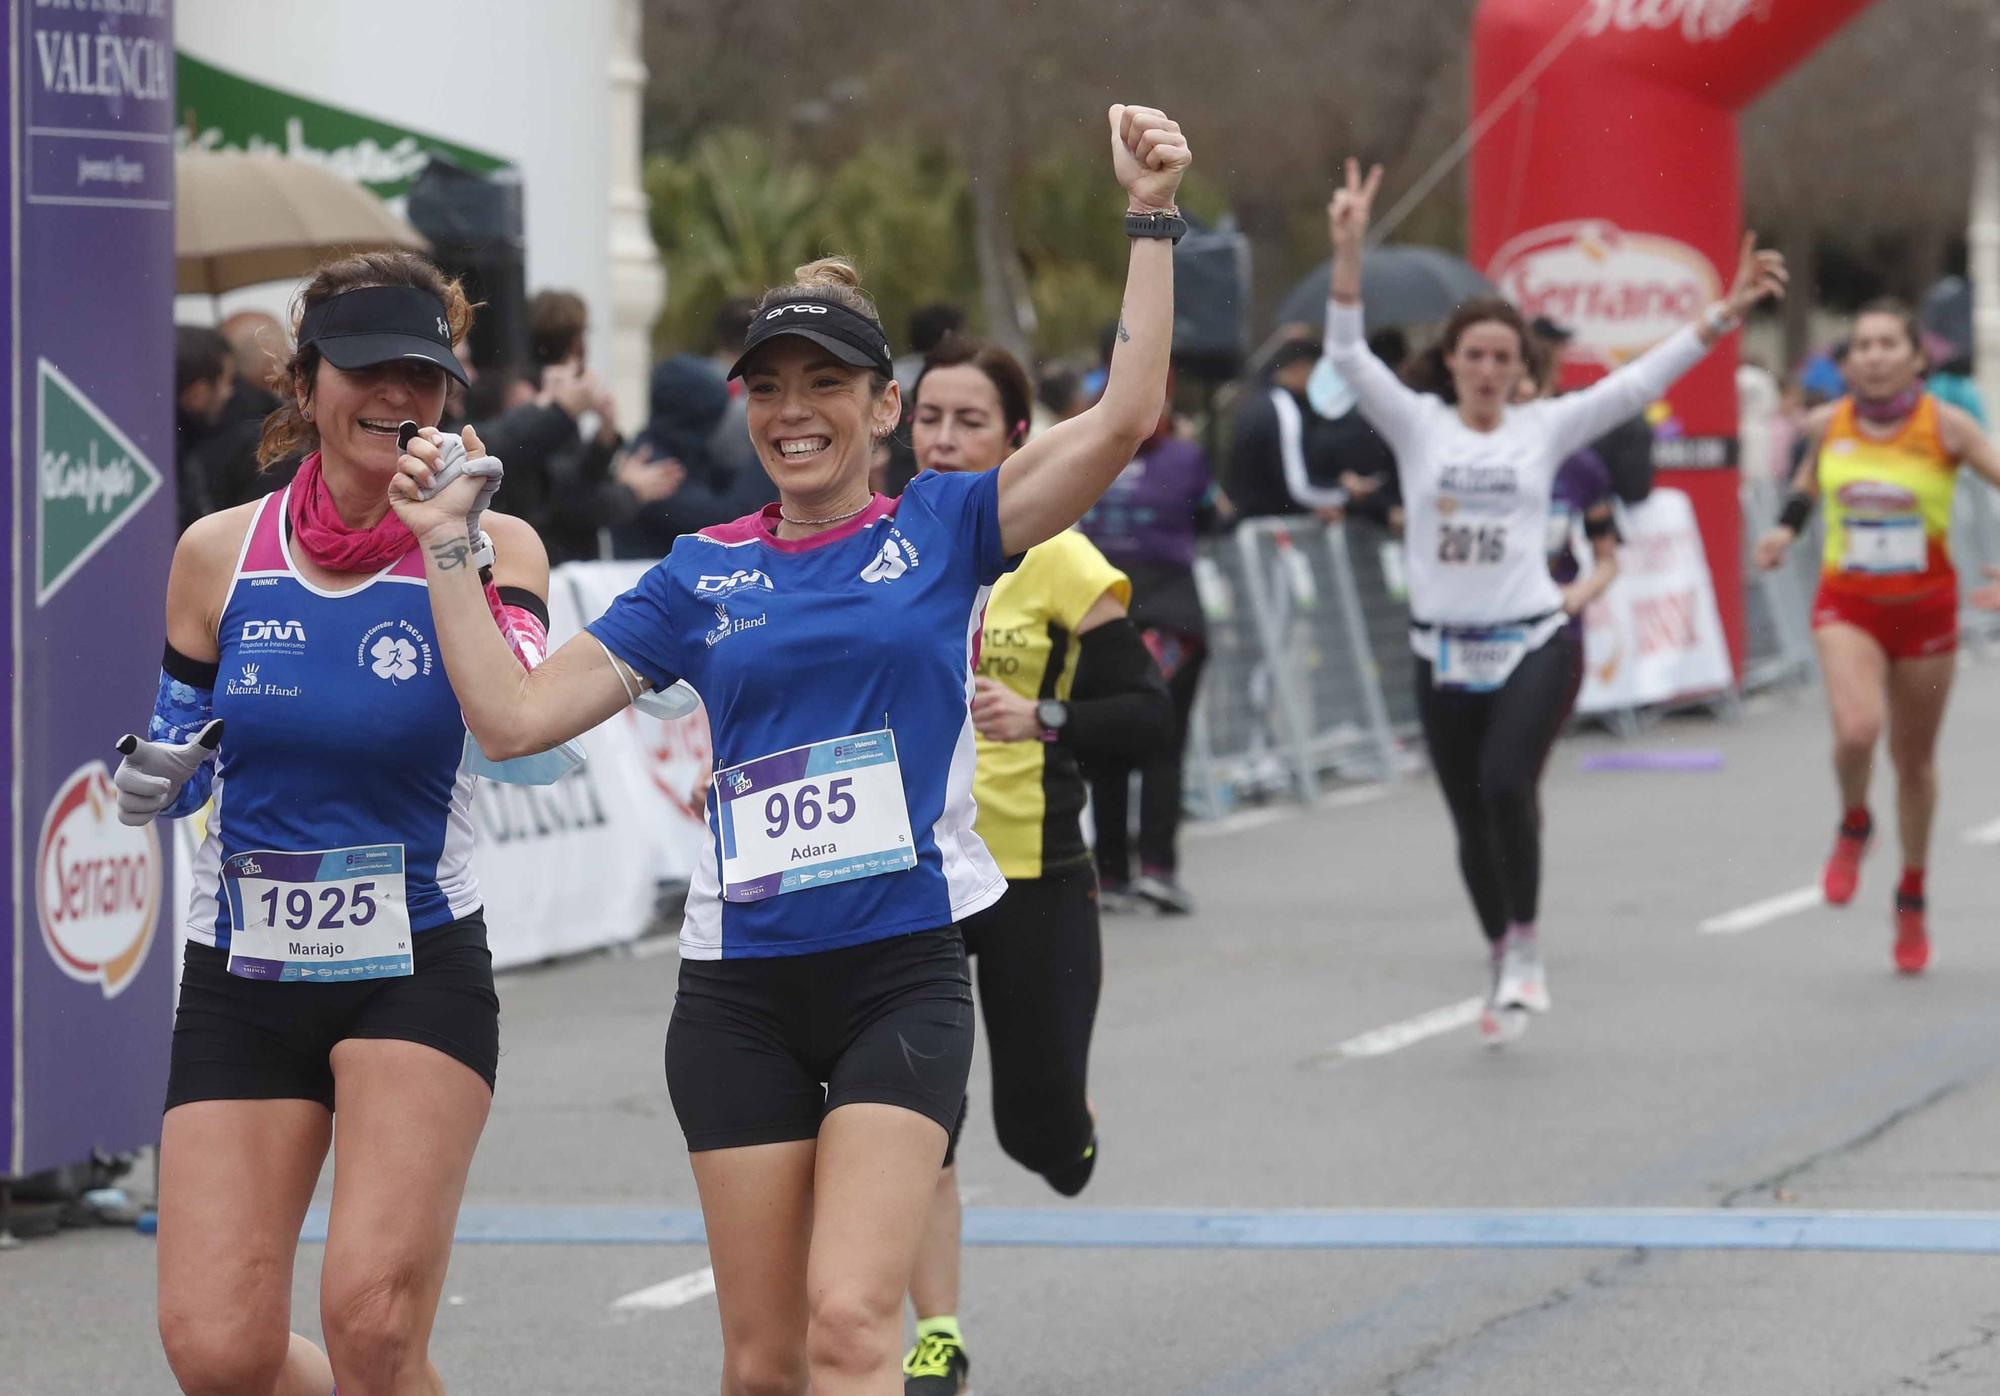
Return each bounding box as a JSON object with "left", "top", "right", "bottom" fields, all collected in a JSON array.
[
  {"left": 665, "top": 926, "right": 974, "bottom": 1152},
  {"left": 164, "top": 910, "right": 500, "bottom": 1111}
]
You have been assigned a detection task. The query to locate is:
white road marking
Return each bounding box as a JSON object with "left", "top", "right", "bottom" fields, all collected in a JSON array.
[
  {"left": 1187, "top": 786, "right": 1389, "bottom": 840},
  {"left": 1697, "top": 885, "right": 1823, "bottom": 935},
  {"left": 1962, "top": 816, "right": 2000, "bottom": 846},
  {"left": 613, "top": 1266, "right": 715, "bottom": 1312},
  {"left": 1332, "top": 997, "right": 1485, "bottom": 1058},
  {"left": 1324, "top": 785, "right": 1391, "bottom": 809}
]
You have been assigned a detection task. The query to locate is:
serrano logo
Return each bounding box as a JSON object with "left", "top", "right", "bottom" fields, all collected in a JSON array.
[
  {"left": 1489, "top": 221, "right": 1722, "bottom": 369},
  {"left": 37, "top": 761, "right": 161, "bottom": 999},
  {"left": 1583, "top": 0, "right": 1771, "bottom": 43}
]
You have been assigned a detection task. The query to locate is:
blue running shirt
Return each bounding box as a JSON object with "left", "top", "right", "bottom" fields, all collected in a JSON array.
[
  {"left": 189, "top": 490, "right": 481, "bottom": 948},
  {"left": 588, "top": 468, "right": 1013, "bottom": 959}
]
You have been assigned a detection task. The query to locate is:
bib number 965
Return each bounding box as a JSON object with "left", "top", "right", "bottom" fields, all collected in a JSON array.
[
  {"left": 258, "top": 881, "right": 379, "bottom": 932},
  {"left": 765, "top": 777, "right": 856, "bottom": 838}
]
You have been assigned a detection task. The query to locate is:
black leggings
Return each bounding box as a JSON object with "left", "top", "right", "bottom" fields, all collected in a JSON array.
[
  {"left": 1091, "top": 632, "right": 1207, "bottom": 880},
  {"left": 952, "top": 864, "right": 1101, "bottom": 1192},
  {"left": 1413, "top": 626, "right": 1580, "bottom": 945}
]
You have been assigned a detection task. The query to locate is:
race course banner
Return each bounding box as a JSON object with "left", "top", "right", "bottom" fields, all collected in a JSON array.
[
  {"left": 8, "top": 0, "right": 180, "bottom": 1176},
  {"left": 1578, "top": 488, "right": 1735, "bottom": 715}
]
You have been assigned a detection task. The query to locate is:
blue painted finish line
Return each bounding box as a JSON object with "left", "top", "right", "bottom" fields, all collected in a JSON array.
[{"left": 283, "top": 1206, "right": 2000, "bottom": 1254}]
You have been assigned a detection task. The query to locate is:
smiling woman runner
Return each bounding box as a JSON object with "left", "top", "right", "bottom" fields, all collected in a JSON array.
[
  {"left": 116, "top": 251, "right": 549, "bottom": 1396},
  {"left": 1325, "top": 159, "right": 1785, "bottom": 1045},
  {"left": 386, "top": 105, "right": 1190, "bottom": 1396},
  {"left": 1755, "top": 299, "right": 2000, "bottom": 974},
  {"left": 899, "top": 335, "right": 1173, "bottom": 1395}
]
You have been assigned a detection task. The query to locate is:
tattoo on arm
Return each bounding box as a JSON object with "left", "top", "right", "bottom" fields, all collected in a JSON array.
[
  {"left": 430, "top": 538, "right": 474, "bottom": 571},
  {"left": 1116, "top": 318, "right": 1131, "bottom": 344}
]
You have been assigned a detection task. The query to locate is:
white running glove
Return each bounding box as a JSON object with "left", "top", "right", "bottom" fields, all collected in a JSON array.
[
  {"left": 403, "top": 423, "right": 505, "bottom": 569},
  {"left": 112, "top": 719, "right": 223, "bottom": 827}
]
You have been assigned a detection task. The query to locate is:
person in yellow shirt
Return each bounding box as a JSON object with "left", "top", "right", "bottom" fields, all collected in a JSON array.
[
  {"left": 898, "top": 336, "right": 1173, "bottom": 1395},
  {"left": 1757, "top": 299, "right": 2000, "bottom": 973}
]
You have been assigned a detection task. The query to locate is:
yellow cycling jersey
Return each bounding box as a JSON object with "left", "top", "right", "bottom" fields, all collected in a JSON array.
[{"left": 972, "top": 530, "right": 1130, "bottom": 879}]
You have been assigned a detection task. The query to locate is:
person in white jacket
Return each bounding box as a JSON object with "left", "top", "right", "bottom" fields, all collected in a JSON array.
[{"left": 1325, "top": 159, "right": 1785, "bottom": 1044}]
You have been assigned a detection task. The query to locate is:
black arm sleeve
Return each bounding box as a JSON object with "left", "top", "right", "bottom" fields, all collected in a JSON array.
[{"left": 1060, "top": 618, "right": 1175, "bottom": 760}]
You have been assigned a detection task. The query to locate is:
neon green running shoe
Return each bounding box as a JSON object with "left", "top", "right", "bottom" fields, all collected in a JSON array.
[{"left": 903, "top": 1330, "right": 971, "bottom": 1395}]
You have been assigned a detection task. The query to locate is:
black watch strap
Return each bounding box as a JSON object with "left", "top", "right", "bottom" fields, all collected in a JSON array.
[{"left": 1125, "top": 209, "right": 1187, "bottom": 245}]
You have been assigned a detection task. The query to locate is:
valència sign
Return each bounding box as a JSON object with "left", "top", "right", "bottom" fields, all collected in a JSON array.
[{"left": 37, "top": 357, "right": 163, "bottom": 607}]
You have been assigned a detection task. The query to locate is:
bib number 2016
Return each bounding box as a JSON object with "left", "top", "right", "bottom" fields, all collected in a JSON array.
[
  {"left": 259, "top": 881, "right": 380, "bottom": 933},
  {"left": 764, "top": 778, "right": 857, "bottom": 838},
  {"left": 1438, "top": 525, "right": 1507, "bottom": 564}
]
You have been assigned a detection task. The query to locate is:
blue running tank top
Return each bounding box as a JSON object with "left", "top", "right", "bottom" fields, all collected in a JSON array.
[
  {"left": 588, "top": 468, "right": 1013, "bottom": 960},
  {"left": 186, "top": 489, "right": 480, "bottom": 948}
]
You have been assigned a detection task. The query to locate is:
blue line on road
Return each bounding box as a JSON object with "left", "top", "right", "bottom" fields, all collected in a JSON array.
[{"left": 272, "top": 1206, "right": 2000, "bottom": 1253}]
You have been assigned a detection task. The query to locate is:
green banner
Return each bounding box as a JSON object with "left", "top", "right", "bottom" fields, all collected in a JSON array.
[
  {"left": 36, "top": 358, "right": 163, "bottom": 606},
  {"left": 175, "top": 52, "right": 509, "bottom": 203}
]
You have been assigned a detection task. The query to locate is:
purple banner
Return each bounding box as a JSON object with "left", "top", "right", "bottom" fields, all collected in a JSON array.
[{"left": 9, "top": 0, "right": 177, "bottom": 1177}]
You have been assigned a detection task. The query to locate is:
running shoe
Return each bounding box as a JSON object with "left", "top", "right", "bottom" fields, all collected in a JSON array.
[
  {"left": 1494, "top": 932, "right": 1551, "bottom": 1015},
  {"left": 1893, "top": 893, "right": 1930, "bottom": 975},
  {"left": 903, "top": 1331, "right": 971, "bottom": 1395},
  {"left": 1133, "top": 871, "right": 1195, "bottom": 915},
  {"left": 1097, "top": 880, "right": 1144, "bottom": 915},
  {"left": 1822, "top": 814, "right": 1872, "bottom": 906},
  {"left": 1478, "top": 949, "right": 1531, "bottom": 1047}
]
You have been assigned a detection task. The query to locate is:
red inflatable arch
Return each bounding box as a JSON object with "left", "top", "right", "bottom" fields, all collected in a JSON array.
[{"left": 1470, "top": 0, "right": 1878, "bottom": 673}]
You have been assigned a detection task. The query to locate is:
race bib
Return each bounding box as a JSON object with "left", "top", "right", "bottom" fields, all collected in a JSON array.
[
  {"left": 1434, "top": 626, "right": 1532, "bottom": 693},
  {"left": 714, "top": 729, "right": 918, "bottom": 904},
  {"left": 222, "top": 844, "right": 412, "bottom": 982},
  {"left": 1843, "top": 516, "right": 1926, "bottom": 575}
]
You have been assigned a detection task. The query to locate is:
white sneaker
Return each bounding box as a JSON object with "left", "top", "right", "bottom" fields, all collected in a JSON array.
[
  {"left": 1495, "top": 933, "right": 1551, "bottom": 1015},
  {"left": 1479, "top": 1001, "right": 1530, "bottom": 1046}
]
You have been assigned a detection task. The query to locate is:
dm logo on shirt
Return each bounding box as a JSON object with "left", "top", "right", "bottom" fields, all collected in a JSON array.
[
  {"left": 695, "top": 569, "right": 774, "bottom": 599},
  {"left": 240, "top": 619, "right": 308, "bottom": 653},
  {"left": 37, "top": 761, "right": 161, "bottom": 999}
]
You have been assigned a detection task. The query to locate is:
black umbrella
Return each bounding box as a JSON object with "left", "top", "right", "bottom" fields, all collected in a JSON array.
[{"left": 1273, "top": 246, "right": 1497, "bottom": 335}]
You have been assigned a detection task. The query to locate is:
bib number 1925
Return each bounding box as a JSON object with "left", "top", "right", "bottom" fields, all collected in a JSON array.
[
  {"left": 258, "top": 881, "right": 379, "bottom": 932},
  {"left": 765, "top": 777, "right": 856, "bottom": 838}
]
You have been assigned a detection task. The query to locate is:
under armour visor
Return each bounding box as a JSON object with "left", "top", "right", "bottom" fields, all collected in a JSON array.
[
  {"left": 300, "top": 285, "right": 469, "bottom": 387},
  {"left": 728, "top": 297, "right": 894, "bottom": 381}
]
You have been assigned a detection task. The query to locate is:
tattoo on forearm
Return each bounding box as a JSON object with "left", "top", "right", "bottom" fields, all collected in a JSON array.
[
  {"left": 1116, "top": 317, "right": 1131, "bottom": 343},
  {"left": 430, "top": 538, "right": 474, "bottom": 571}
]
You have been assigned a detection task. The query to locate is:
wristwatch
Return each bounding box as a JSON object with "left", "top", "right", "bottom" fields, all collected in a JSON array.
[
  {"left": 1125, "top": 208, "right": 1187, "bottom": 244},
  {"left": 1036, "top": 700, "right": 1070, "bottom": 743}
]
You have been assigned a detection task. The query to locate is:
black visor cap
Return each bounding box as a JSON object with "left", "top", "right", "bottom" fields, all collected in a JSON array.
[
  {"left": 728, "top": 298, "right": 894, "bottom": 381},
  {"left": 300, "top": 285, "right": 469, "bottom": 387}
]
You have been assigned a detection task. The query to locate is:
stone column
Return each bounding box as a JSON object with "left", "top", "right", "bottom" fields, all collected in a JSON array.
[{"left": 606, "top": 0, "right": 665, "bottom": 436}]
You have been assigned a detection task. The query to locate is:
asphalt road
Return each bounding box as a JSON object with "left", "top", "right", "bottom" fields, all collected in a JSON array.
[{"left": 12, "top": 663, "right": 2000, "bottom": 1395}]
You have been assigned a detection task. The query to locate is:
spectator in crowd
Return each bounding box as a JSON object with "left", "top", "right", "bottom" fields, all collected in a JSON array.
[
  {"left": 1080, "top": 369, "right": 1222, "bottom": 914},
  {"left": 1035, "top": 364, "right": 1089, "bottom": 436},
  {"left": 1530, "top": 315, "right": 1655, "bottom": 506},
  {"left": 179, "top": 311, "right": 297, "bottom": 514},
  {"left": 220, "top": 309, "right": 290, "bottom": 397},
  {"left": 611, "top": 352, "right": 778, "bottom": 557},
  {"left": 894, "top": 302, "right": 968, "bottom": 398},
  {"left": 1925, "top": 334, "right": 1988, "bottom": 426},
  {"left": 172, "top": 326, "right": 233, "bottom": 529},
  {"left": 705, "top": 297, "right": 757, "bottom": 388},
  {"left": 1229, "top": 336, "right": 1391, "bottom": 521}
]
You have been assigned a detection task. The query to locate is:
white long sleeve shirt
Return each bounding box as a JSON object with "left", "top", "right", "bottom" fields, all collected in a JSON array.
[{"left": 1324, "top": 299, "right": 1707, "bottom": 629}]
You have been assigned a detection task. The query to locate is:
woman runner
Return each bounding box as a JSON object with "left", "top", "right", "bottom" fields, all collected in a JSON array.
[
  {"left": 898, "top": 336, "right": 1173, "bottom": 1394},
  {"left": 386, "top": 105, "right": 1190, "bottom": 1396},
  {"left": 1755, "top": 299, "right": 2000, "bottom": 972},
  {"left": 1326, "top": 159, "right": 1785, "bottom": 1043},
  {"left": 121, "top": 252, "right": 548, "bottom": 1396}
]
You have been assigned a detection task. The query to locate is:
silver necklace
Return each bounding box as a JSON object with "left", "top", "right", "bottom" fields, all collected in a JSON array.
[{"left": 779, "top": 499, "right": 870, "bottom": 527}]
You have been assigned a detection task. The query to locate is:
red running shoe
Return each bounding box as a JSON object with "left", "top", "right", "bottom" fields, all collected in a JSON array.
[
  {"left": 1894, "top": 894, "right": 1930, "bottom": 974},
  {"left": 1822, "top": 817, "right": 1871, "bottom": 906}
]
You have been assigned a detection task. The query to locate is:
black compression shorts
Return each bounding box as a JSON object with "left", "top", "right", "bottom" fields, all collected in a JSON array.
[
  {"left": 664, "top": 926, "right": 973, "bottom": 1152},
  {"left": 164, "top": 910, "right": 500, "bottom": 1111}
]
